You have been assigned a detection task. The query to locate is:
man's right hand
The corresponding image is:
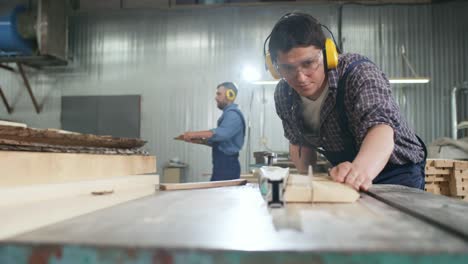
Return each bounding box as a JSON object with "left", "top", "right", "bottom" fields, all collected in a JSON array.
[
  {"left": 329, "top": 161, "right": 373, "bottom": 191},
  {"left": 183, "top": 131, "right": 196, "bottom": 142}
]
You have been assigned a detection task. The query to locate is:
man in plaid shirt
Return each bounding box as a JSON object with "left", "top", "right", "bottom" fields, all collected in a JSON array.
[{"left": 268, "top": 12, "right": 426, "bottom": 190}]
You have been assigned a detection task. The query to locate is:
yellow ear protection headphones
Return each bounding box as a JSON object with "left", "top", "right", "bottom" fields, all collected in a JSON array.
[
  {"left": 226, "top": 89, "right": 236, "bottom": 101},
  {"left": 264, "top": 13, "right": 340, "bottom": 79}
]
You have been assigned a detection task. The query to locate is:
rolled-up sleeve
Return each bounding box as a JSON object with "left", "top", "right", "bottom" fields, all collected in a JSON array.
[{"left": 347, "top": 62, "right": 401, "bottom": 145}]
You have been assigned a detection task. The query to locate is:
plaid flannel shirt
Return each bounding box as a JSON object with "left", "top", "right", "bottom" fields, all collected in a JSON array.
[{"left": 274, "top": 53, "right": 425, "bottom": 165}]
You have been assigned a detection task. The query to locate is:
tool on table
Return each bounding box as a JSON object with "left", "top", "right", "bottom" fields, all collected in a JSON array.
[
  {"left": 258, "top": 166, "right": 289, "bottom": 208},
  {"left": 257, "top": 152, "right": 293, "bottom": 208},
  {"left": 259, "top": 162, "right": 359, "bottom": 205},
  {"left": 160, "top": 179, "right": 247, "bottom": 191}
]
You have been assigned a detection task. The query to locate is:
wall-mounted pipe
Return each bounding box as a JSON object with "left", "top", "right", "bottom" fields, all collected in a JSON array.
[{"left": 451, "top": 82, "right": 468, "bottom": 139}]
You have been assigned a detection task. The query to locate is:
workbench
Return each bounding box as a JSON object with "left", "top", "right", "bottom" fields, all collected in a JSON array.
[{"left": 1, "top": 184, "right": 468, "bottom": 264}]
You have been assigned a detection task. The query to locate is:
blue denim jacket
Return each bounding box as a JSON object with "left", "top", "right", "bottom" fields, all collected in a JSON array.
[{"left": 208, "top": 104, "right": 245, "bottom": 155}]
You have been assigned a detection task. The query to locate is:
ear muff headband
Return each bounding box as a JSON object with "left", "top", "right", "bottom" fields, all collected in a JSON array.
[{"left": 226, "top": 89, "right": 236, "bottom": 101}]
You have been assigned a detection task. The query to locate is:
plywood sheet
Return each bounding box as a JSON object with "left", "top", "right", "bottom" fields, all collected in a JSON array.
[
  {"left": 0, "top": 175, "right": 159, "bottom": 207},
  {"left": 0, "top": 151, "right": 156, "bottom": 187},
  {"left": 0, "top": 186, "right": 156, "bottom": 239}
]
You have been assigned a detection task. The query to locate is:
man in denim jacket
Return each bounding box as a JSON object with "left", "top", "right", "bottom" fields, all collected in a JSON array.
[{"left": 183, "top": 82, "right": 246, "bottom": 181}]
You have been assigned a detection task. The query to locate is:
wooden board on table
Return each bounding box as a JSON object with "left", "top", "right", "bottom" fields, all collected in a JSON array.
[
  {"left": 0, "top": 151, "right": 156, "bottom": 187},
  {"left": 284, "top": 175, "right": 360, "bottom": 203},
  {"left": 367, "top": 184, "right": 468, "bottom": 239},
  {"left": 0, "top": 175, "right": 159, "bottom": 207},
  {"left": 0, "top": 185, "right": 156, "bottom": 240},
  {"left": 10, "top": 185, "right": 468, "bottom": 253},
  {"left": 0, "top": 125, "right": 145, "bottom": 148},
  {"left": 160, "top": 179, "right": 247, "bottom": 191}
]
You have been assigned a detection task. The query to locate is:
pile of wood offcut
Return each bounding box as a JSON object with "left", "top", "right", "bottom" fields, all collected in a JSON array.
[{"left": 425, "top": 159, "right": 468, "bottom": 201}]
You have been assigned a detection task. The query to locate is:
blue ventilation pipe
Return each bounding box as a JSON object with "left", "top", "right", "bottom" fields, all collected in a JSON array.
[{"left": 0, "top": 6, "right": 35, "bottom": 56}]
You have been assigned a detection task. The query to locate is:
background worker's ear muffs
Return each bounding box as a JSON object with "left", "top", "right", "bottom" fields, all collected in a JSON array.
[
  {"left": 264, "top": 37, "right": 338, "bottom": 80},
  {"left": 226, "top": 89, "right": 236, "bottom": 101}
]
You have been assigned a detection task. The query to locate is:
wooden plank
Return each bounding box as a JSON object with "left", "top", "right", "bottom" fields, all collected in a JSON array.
[
  {"left": 367, "top": 185, "right": 468, "bottom": 240},
  {"left": 0, "top": 175, "right": 159, "bottom": 207},
  {"left": 160, "top": 179, "right": 247, "bottom": 191},
  {"left": 240, "top": 174, "right": 258, "bottom": 183},
  {"left": 455, "top": 161, "right": 468, "bottom": 170},
  {"left": 425, "top": 159, "right": 435, "bottom": 167},
  {"left": 0, "top": 120, "right": 27, "bottom": 128},
  {"left": 454, "top": 171, "right": 468, "bottom": 179},
  {"left": 0, "top": 151, "right": 156, "bottom": 187},
  {"left": 0, "top": 186, "right": 156, "bottom": 240},
  {"left": 433, "top": 159, "right": 455, "bottom": 168},
  {"left": 425, "top": 183, "right": 451, "bottom": 196},
  {"left": 10, "top": 185, "right": 468, "bottom": 252},
  {"left": 425, "top": 175, "right": 449, "bottom": 182},
  {"left": 0, "top": 125, "right": 145, "bottom": 148},
  {"left": 425, "top": 167, "right": 451, "bottom": 175},
  {"left": 173, "top": 134, "right": 209, "bottom": 146},
  {"left": 283, "top": 175, "right": 359, "bottom": 203},
  {"left": 0, "top": 138, "right": 147, "bottom": 155}
]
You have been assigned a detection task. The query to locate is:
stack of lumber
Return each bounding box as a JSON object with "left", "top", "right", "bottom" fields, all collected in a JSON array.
[
  {"left": 451, "top": 161, "right": 468, "bottom": 200},
  {"left": 425, "top": 159, "right": 452, "bottom": 196},
  {"left": 0, "top": 121, "right": 159, "bottom": 239},
  {"left": 425, "top": 159, "right": 468, "bottom": 201},
  {"left": 0, "top": 122, "right": 147, "bottom": 155}
]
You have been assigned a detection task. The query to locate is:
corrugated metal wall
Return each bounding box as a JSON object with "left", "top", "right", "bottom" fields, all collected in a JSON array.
[{"left": 0, "top": 2, "right": 466, "bottom": 181}]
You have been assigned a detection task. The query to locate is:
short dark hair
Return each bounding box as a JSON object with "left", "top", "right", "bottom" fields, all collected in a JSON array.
[
  {"left": 217, "top": 82, "right": 238, "bottom": 97},
  {"left": 268, "top": 12, "right": 326, "bottom": 63}
]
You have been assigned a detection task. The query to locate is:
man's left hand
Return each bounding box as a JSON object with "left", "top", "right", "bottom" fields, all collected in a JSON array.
[{"left": 329, "top": 161, "right": 373, "bottom": 191}]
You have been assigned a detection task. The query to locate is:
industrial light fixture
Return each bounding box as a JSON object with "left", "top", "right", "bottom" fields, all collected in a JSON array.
[
  {"left": 389, "top": 78, "right": 429, "bottom": 84},
  {"left": 242, "top": 65, "right": 261, "bottom": 82},
  {"left": 251, "top": 80, "right": 278, "bottom": 85}
]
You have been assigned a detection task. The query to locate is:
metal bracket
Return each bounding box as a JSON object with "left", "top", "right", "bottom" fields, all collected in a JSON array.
[
  {"left": 17, "top": 63, "right": 41, "bottom": 113},
  {"left": 0, "top": 85, "right": 13, "bottom": 114},
  {"left": 0, "top": 63, "right": 42, "bottom": 114}
]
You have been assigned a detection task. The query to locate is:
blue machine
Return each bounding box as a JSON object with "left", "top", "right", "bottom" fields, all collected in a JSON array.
[{"left": 0, "top": 6, "right": 35, "bottom": 56}]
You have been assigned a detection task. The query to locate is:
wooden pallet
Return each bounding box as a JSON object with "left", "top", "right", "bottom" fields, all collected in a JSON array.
[
  {"left": 0, "top": 151, "right": 157, "bottom": 187},
  {"left": 450, "top": 161, "right": 468, "bottom": 197},
  {"left": 425, "top": 159, "right": 453, "bottom": 196},
  {"left": 425, "top": 159, "right": 468, "bottom": 200}
]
